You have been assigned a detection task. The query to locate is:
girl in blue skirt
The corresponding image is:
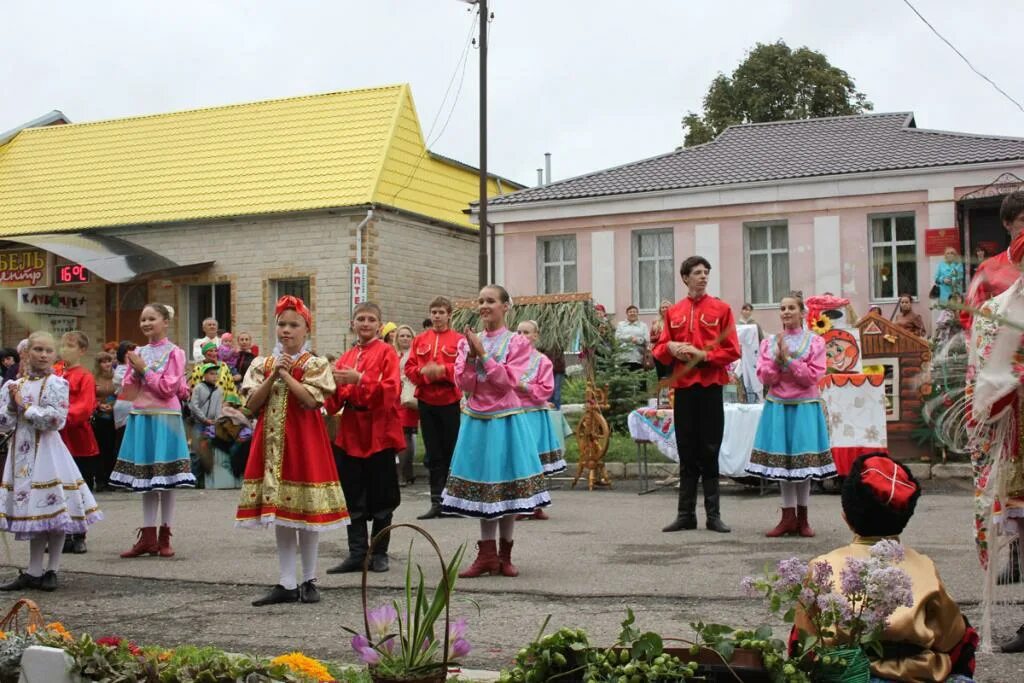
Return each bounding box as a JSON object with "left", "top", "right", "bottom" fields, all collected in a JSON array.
[
  {"left": 745, "top": 294, "right": 835, "bottom": 537},
  {"left": 442, "top": 285, "right": 550, "bottom": 578},
  {"left": 111, "top": 303, "right": 195, "bottom": 558}
]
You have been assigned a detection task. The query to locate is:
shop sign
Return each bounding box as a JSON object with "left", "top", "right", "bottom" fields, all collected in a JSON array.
[
  {"left": 17, "top": 289, "right": 88, "bottom": 317},
  {"left": 924, "top": 228, "right": 960, "bottom": 256},
  {"left": 0, "top": 250, "right": 51, "bottom": 288},
  {"left": 351, "top": 263, "right": 368, "bottom": 311},
  {"left": 47, "top": 316, "right": 79, "bottom": 337}
]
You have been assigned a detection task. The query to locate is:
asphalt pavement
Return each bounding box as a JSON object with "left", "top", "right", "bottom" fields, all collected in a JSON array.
[{"left": 2, "top": 476, "right": 1021, "bottom": 682}]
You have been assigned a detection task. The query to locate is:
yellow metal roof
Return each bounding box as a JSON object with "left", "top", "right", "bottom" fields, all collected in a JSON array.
[{"left": 0, "top": 84, "right": 516, "bottom": 235}]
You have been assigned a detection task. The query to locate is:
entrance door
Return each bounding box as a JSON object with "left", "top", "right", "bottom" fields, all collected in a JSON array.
[{"left": 106, "top": 283, "right": 148, "bottom": 345}]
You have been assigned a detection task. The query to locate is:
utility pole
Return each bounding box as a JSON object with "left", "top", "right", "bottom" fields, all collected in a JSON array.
[{"left": 476, "top": 0, "right": 488, "bottom": 287}]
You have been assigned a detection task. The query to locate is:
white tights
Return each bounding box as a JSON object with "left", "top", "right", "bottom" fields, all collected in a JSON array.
[
  {"left": 28, "top": 531, "right": 66, "bottom": 576},
  {"left": 141, "top": 490, "right": 176, "bottom": 527},
  {"left": 480, "top": 516, "right": 515, "bottom": 541},
  {"left": 780, "top": 480, "right": 811, "bottom": 508},
  {"left": 275, "top": 526, "right": 320, "bottom": 589}
]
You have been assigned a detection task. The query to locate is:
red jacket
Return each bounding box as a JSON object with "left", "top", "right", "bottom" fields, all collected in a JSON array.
[
  {"left": 59, "top": 365, "right": 99, "bottom": 457},
  {"left": 324, "top": 339, "right": 405, "bottom": 458},
  {"left": 652, "top": 294, "right": 741, "bottom": 389},
  {"left": 403, "top": 328, "right": 464, "bottom": 406},
  {"left": 962, "top": 250, "right": 1017, "bottom": 330}
]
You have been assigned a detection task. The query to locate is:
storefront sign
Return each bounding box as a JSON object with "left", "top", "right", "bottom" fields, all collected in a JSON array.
[
  {"left": 924, "top": 228, "right": 960, "bottom": 256},
  {"left": 47, "top": 316, "right": 79, "bottom": 337},
  {"left": 351, "top": 263, "right": 368, "bottom": 311},
  {"left": 0, "top": 250, "right": 51, "bottom": 288},
  {"left": 17, "top": 289, "right": 88, "bottom": 317}
]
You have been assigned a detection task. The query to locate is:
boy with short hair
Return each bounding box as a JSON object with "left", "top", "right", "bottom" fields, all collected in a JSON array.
[
  {"left": 189, "top": 363, "right": 224, "bottom": 484},
  {"left": 57, "top": 331, "right": 99, "bottom": 554}
]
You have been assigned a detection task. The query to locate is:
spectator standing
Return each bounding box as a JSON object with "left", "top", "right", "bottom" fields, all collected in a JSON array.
[
  {"left": 92, "top": 351, "right": 117, "bottom": 491},
  {"left": 737, "top": 302, "right": 765, "bottom": 342},
  {"left": 615, "top": 304, "right": 649, "bottom": 370},
  {"left": 234, "top": 332, "right": 258, "bottom": 384},
  {"left": 191, "top": 317, "right": 221, "bottom": 363},
  {"left": 395, "top": 324, "right": 419, "bottom": 487},
  {"left": 893, "top": 294, "right": 927, "bottom": 338},
  {"left": 0, "top": 349, "right": 18, "bottom": 383},
  {"left": 649, "top": 299, "right": 673, "bottom": 379},
  {"left": 934, "top": 247, "right": 965, "bottom": 303}
]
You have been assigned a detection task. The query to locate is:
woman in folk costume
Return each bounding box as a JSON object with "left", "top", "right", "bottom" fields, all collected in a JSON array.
[
  {"left": 967, "top": 230, "right": 1024, "bottom": 652},
  {"left": 236, "top": 295, "right": 348, "bottom": 607},
  {"left": 112, "top": 304, "right": 195, "bottom": 558},
  {"left": 0, "top": 331, "right": 102, "bottom": 592},
  {"left": 745, "top": 293, "right": 836, "bottom": 537},
  {"left": 514, "top": 320, "right": 565, "bottom": 522},
  {"left": 324, "top": 302, "right": 404, "bottom": 575},
  {"left": 442, "top": 285, "right": 551, "bottom": 578}
]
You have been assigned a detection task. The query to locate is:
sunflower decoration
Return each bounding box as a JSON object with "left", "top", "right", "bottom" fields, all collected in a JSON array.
[{"left": 810, "top": 313, "right": 833, "bottom": 336}]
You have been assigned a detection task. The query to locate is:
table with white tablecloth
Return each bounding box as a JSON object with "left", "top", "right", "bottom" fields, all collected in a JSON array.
[{"left": 627, "top": 403, "right": 765, "bottom": 492}]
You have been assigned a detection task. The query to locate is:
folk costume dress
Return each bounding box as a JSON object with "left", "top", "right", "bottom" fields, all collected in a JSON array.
[
  {"left": 746, "top": 329, "right": 836, "bottom": 481},
  {"left": 441, "top": 329, "right": 550, "bottom": 519},
  {"left": 517, "top": 350, "right": 566, "bottom": 475},
  {"left": 0, "top": 373, "right": 102, "bottom": 540},
  {"left": 235, "top": 353, "right": 348, "bottom": 531},
  {"left": 110, "top": 338, "right": 195, "bottom": 491}
]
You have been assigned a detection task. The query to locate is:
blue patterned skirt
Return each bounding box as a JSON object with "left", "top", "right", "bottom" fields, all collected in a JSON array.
[
  {"left": 110, "top": 410, "right": 196, "bottom": 492},
  {"left": 441, "top": 408, "right": 551, "bottom": 519},
  {"left": 523, "top": 408, "right": 567, "bottom": 475},
  {"left": 745, "top": 398, "right": 836, "bottom": 481}
]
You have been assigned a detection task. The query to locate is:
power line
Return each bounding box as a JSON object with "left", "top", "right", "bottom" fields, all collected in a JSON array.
[{"left": 901, "top": 0, "right": 1023, "bottom": 114}]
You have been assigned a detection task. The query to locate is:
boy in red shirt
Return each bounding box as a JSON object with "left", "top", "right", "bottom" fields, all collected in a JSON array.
[
  {"left": 58, "top": 331, "right": 99, "bottom": 554},
  {"left": 653, "top": 256, "right": 741, "bottom": 534},
  {"left": 325, "top": 302, "right": 405, "bottom": 573},
  {"left": 404, "top": 296, "right": 464, "bottom": 519}
]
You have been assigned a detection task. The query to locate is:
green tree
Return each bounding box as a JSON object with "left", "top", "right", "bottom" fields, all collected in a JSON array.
[{"left": 682, "top": 41, "right": 872, "bottom": 147}]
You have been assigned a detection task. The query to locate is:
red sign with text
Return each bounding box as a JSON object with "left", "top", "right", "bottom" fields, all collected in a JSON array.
[{"left": 924, "top": 228, "right": 961, "bottom": 256}]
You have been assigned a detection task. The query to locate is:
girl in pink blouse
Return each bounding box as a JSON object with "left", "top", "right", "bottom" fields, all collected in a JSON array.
[
  {"left": 745, "top": 294, "right": 836, "bottom": 538},
  {"left": 441, "top": 285, "right": 550, "bottom": 578},
  {"left": 110, "top": 303, "right": 195, "bottom": 559}
]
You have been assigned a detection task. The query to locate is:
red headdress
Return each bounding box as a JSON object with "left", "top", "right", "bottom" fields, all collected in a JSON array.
[
  {"left": 275, "top": 295, "right": 312, "bottom": 328},
  {"left": 805, "top": 294, "right": 850, "bottom": 330}
]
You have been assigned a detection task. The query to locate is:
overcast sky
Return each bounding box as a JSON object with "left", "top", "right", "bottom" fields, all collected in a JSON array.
[{"left": 3, "top": 0, "right": 1022, "bottom": 186}]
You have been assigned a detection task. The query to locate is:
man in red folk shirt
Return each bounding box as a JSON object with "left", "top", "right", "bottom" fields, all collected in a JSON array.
[
  {"left": 404, "top": 296, "right": 464, "bottom": 519},
  {"left": 653, "top": 256, "right": 741, "bottom": 534}
]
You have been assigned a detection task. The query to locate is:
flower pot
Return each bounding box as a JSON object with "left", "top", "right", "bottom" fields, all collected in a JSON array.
[
  {"left": 817, "top": 646, "right": 871, "bottom": 683},
  {"left": 369, "top": 668, "right": 447, "bottom": 683}
]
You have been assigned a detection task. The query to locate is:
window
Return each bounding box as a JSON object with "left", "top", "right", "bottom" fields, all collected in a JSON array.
[
  {"left": 632, "top": 229, "right": 674, "bottom": 311},
  {"left": 269, "top": 278, "right": 312, "bottom": 342},
  {"left": 744, "top": 221, "right": 789, "bottom": 305},
  {"left": 869, "top": 214, "right": 917, "bottom": 300},
  {"left": 537, "top": 236, "right": 577, "bottom": 294},
  {"left": 874, "top": 357, "right": 901, "bottom": 421},
  {"left": 187, "top": 283, "right": 231, "bottom": 339}
]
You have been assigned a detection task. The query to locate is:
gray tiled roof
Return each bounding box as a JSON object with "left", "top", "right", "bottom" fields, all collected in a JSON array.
[{"left": 490, "top": 112, "right": 1024, "bottom": 206}]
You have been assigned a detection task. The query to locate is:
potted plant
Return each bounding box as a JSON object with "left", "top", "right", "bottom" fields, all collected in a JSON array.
[
  {"left": 346, "top": 523, "right": 467, "bottom": 683},
  {"left": 742, "top": 539, "right": 914, "bottom": 683}
]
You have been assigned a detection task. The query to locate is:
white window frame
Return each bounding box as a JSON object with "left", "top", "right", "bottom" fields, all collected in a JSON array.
[
  {"left": 868, "top": 212, "right": 917, "bottom": 302},
  {"left": 536, "top": 235, "right": 577, "bottom": 294},
  {"left": 631, "top": 229, "right": 674, "bottom": 313},
  {"left": 743, "top": 220, "right": 789, "bottom": 307},
  {"left": 873, "top": 356, "right": 901, "bottom": 422}
]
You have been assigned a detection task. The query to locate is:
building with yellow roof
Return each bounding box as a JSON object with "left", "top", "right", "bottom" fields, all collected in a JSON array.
[{"left": 0, "top": 84, "right": 522, "bottom": 350}]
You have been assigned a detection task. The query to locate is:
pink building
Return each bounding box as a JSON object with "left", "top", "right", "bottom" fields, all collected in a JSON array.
[{"left": 486, "top": 113, "right": 1024, "bottom": 335}]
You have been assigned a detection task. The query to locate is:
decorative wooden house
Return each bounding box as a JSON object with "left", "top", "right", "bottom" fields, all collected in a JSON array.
[{"left": 855, "top": 312, "right": 932, "bottom": 460}]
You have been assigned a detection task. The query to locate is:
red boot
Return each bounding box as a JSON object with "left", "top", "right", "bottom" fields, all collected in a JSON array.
[
  {"left": 498, "top": 539, "right": 519, "bottom": 577},
  {"left": 532, "top": 508, "right": 549, "bottom": 521},
  {"left": 458, "top": 540, "right": 500, "bottom": 578},
  {"left": 120, "top": 527, "right": 159, "bottom": 558},
  {"left": 796, "top": 506, "right": 815, "bottom": 537},
  {"left": 158, "top": 525, "right": 175, "bottom": 557},
  {"left": 765, "top": 508, "right": 798, "bottom": 538}
]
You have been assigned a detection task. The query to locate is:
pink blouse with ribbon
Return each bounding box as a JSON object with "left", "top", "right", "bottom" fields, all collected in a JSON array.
[
  {"left": 455, "top": 328, "right": 533, "bottom": 414},
  {"left": 120, "top": 337, "right": 187, "bottom": 411},
  {"left": 516, "top": 350, "right": 555, "bottom": 409},
  {"left": 756, "top": 328, "right": 826, "bottom": 401}
]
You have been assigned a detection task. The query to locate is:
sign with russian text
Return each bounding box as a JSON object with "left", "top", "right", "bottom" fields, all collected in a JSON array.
[
  {"left": 47, "top": 316, "right": 78, "bottom": 337},
  {"left": 924, "top": 228, "right": 960, "bottom": 256},
  {"left": 0, "top": 250, "right": 51, "bottom": 288},
  {"left": 351, "top": 263, "right": 368, "bottom": 311},
  {"left": 17, "top": 289, "right": 88, "bottom": 317}
]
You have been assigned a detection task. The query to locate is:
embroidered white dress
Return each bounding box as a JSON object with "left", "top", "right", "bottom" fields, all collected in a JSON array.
[{"left": 0, "top": 375, "right": 102, "bottom": 540}]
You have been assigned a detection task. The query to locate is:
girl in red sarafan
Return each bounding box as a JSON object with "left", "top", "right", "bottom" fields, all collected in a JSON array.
[
  {"left": 236, "top": 295, "right": 349, "bottom": 607},
  {"left": 56, "top": 331, "right": 99, "bottom": 555}
]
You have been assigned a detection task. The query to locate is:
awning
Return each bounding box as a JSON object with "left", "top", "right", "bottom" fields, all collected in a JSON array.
[{"left": 3, "top": 233, "right": 213, "bottom": 283}]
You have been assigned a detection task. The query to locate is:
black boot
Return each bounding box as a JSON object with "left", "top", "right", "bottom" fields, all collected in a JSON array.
[
  {"left": 1002, "top": 624, "right": 1024, "bottom": 653},
  {"left": 703, "top": 475, "right": 731, "bottom": 533},
  {"left": 369, "top": 515, "right": 392, "bottom": 573},
  {"left": 326, "top": 519, "right": 368, "bottom": 574},
  {"left": 663, "top": 474, "right": 698, "bottom": 532},
  {"left": 998, "top": 540, "right": 1021, "bottom": 585},
  {"left": 71, "top": 534, "right": 87, "bottom": 554},
  {"left": 251, "top": 584, "right": 299, "bottom": 606},
  {"left": 417, "top": 503, "right": 443, "bottom": 520},
  {"left": 0, "top": 571, "right": 42, "bottom": 591}
]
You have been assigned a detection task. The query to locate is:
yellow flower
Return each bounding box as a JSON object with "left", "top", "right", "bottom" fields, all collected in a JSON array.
[
  {"left": 45, "top": 622, "right": 72, "bottom": 641},
  {"left": 811, "top": 314, "right": 833, "bottom": 336},
  {"left": 158, "top": 651, "right": 172, "bottom": 662},
  {"left": 862, "top": 365, "right": 884, "bottom": 376},
  {"left": 270, "top": 652, "right": 333, "bottom": 682},
  {"left": 0, "top": 631, "right": 6, "bottom": 641}
]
